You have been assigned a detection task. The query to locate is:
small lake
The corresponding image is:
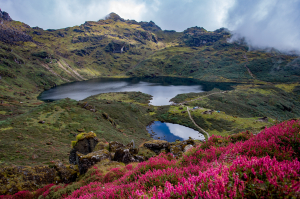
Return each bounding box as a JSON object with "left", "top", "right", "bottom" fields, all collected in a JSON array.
[
  {"left": 147, "top": 121, "right": 205, "bottom": 142},
  {"left": 39, "top": 77, "right": 238, "bottom": 106}
]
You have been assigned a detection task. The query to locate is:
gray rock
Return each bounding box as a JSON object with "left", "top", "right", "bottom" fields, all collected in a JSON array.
[
  {"left": 77, "top": 149, "right": 111, "bottom": 174},
  {"left": 113, "top": 148, "right": 136, "bottom": 164},
  {"left": 69, "top": 136, "right": 99, "bottom": 165},
  {"left": 144, "top": 140, "right": 170, "bottom": 154}
]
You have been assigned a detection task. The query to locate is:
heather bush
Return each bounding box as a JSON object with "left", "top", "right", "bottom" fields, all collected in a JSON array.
[{"left": 4, "top": 120, "right": 300, "bottom": 199}]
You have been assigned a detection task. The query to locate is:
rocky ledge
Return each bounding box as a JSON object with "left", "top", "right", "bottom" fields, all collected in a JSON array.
[{"left": 0, "top": 131, "right": 198, "bottom": 195}]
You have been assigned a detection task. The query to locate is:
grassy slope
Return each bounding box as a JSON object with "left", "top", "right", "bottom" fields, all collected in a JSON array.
[
  {"left": 0, "top": 13, "right": 300, "bottom": 167},
  {"left": 0, "top": 92, "right": 154, "bottom": 166}
]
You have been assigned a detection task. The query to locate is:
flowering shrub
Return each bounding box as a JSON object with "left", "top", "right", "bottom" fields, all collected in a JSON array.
[{"left": 3, "top": 120, "right": 300, "bottom": 198}]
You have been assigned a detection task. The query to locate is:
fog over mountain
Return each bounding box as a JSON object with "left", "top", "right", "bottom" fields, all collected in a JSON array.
[
  {"left": 1, "top": 0, "right": 300, "bottom": 52},
  {"left": 226, "top": 0, "right": 300, "bottom": 53}
]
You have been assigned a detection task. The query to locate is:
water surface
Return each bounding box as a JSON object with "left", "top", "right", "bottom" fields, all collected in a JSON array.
[
  {"left": 147, "top": 121, "right": 205, "bottom": 142},
  {"left": 39, "top": 77, "right": 238, "bottom": 106}
]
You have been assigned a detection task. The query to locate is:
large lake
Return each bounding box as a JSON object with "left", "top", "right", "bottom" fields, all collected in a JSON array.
[{"left": 39, "top": 77, "right": 237, "bottom": 106}]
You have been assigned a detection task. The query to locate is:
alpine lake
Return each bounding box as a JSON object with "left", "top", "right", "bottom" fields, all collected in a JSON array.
[{"left": 39, "top": 76, "right": 238, "bottom": 142}]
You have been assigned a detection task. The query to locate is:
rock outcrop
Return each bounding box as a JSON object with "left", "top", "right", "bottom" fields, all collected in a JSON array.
[
  {"left": 143, "top": 138, "right": 195, "bottom": 157},
  {"left": 144, "top": 140, "right": 170, "bottom": 154},
  {"left": 0, "top": 10, "right": 33, "bottom": 44},
  {"left": 0, "top": 166, "right": 56, "bottom": 195},
  {"left": 69, "top": 132, "right": 99, "bottom": 164},
  {"left": 52, "top": 160, "right": 78, "bottom": 183},
  {"left": 77, "top": 149, "right": 111, "bottom": 174},
  {"left": 68, "top": 132, "right": 197, "bottom": 175},
  {"left": 0, "top": 9, "right": 12, "bottom": 21}
]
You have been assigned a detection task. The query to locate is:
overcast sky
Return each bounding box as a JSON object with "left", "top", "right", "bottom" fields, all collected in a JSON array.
[{"left": 1, "top": 0, "right": 300, "bottom": 52}]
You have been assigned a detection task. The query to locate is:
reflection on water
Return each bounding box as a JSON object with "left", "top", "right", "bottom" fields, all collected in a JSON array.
[
  {"left": 39, "top": 77, "right": 239, "bottom": 106},
  {"left": 147, "top": 121, "right": 205, "bottom": 142},
  {"left": 39, "top": 78, "right": 203, "bottom": 106}
]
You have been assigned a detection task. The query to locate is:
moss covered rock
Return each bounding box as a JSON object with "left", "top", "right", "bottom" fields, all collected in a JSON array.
[
  {"left": 109, "top": 141, "right": 125, "bottom": 152},
  {"left": 69, "top": 132, "right": 99, "bottom": 165},
  {"left": 0, "top": 166, "right": 56, "bottom": 195},
  {"left": 144, "top": 140, "right": 170, "bottom": 154},
  {"left": 113, "top": 148, "right": 136, "bottom": 164},
  {"left": 52, "top": 160, "right": 78, "bottom": 184},
  {"left": 77, "top": 149, "right": 111, "bottom": 174}
]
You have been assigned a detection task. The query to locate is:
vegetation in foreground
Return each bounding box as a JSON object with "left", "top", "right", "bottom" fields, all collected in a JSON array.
[{"left": 1, "top": 120, "right": 299, "bottom": 198}]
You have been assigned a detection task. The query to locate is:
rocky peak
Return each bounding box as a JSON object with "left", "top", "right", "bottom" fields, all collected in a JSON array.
[
  {"left": 0, "top": 9, "right": 12, "bottom": 21},
  {"left": 183, "top": 26, "right": 207, "bottom": 35},
  {"left": 105, "top": 12, "right": 124, "bottom": 22},
  {"left": 140, "top": 20, "right": 162, "bottom": 32}
]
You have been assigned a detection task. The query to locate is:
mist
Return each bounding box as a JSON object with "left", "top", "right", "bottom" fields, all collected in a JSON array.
[{"left": 226, "top": 0, "right": 300, "bottom": 53}]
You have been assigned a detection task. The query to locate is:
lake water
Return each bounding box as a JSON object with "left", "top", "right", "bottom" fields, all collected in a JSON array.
[
  {"left": 147, "top": 121, "right": 205, "bottom": 142},
  {"left": 39, "top": 77, "right": 237, "bottom": 106}
]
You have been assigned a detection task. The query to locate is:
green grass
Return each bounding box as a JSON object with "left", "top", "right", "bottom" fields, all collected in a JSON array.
[
  {"left": 0, "top": 13, "right": 300, "bottom": 168},
  {"left": 0, "top": 95, "right": 154, "bottom": 166}
]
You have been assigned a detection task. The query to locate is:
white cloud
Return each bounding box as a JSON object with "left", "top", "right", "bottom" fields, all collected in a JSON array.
[
  {"left": 1, "top": 0, "right": 300, "bottom": 51},
  {"left": 226, "top": 0, "right": 300, "bottom": 52},
  {"left": 108, "top": 0, "right": 146, "bottom": 21}
]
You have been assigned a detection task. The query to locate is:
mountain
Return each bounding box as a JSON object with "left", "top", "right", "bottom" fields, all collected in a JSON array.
[
  {"left": 0, "top": 11, "right": 299, "bottom": 121},
  {"left": 0, "top": 10, "right": 300, "bottom": 197}
]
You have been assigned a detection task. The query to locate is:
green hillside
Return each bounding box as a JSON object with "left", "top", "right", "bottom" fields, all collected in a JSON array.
[{"left": 0, "top": 11, "right": 299, "bottom": 166}]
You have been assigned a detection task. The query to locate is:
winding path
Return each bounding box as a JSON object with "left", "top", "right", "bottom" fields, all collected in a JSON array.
[
  {"left": 186, "top": 107, "right": 210, "bottom": 140},
  {"left": 178, "top": 91, "right": 227, "bottom": 140}
]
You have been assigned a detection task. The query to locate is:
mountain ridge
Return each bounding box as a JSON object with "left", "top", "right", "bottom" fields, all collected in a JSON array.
[{"left": 0, "top": 10, "right": 300, "bottom": 197}]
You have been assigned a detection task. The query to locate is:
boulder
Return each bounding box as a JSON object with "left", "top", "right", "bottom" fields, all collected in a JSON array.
[
  {"left": 112, "top": 140, "right": 143, "bottom": 164},
  {"left": 69, "top": 132, "right": 99, "bottom": 165},
  {"left": 144, "top": 140, "right": 170, "bottom": 154},
  {"left": 181, "top": 138, "right": 195, "bottom": 146},
  {"left": 113, "top": 148, "right": 136, "bottom": 164},
  {"left": 77, "top": 149, "right": 111, "bottom": 174},
  {"left": 109, "top": 141, "right": 125, "bottom": 152},
  {"left": 170, "top": 144, "right": 183, "bottom": 157},
  {"left": 258, "top": 117, "right": 268, "bottom": 122},
  {"left": 52, "top": 160, "right": 78, "bottom": 184}
]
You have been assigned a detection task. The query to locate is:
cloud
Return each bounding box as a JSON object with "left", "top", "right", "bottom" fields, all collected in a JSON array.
[
  {"left": 142, "top": 0, "right": 235, "bottom": 31},
  {"left": 1, "top": 0, "right": 300, "bottom": 51},
  {"left": 1, "top": 0, "right": 146, "bottom": 29},
  {"left": 1, "top": 0, "right": 234, "bottom": 31},
  {"left": 225, "top": 0, "right": 300, "bottom": 52}
]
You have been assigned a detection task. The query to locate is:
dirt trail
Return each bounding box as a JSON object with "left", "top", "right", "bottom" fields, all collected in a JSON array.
[
  {"left": 186, "top": 107, "right": 210, "bottom": 140},
  {"left": 177, "top": 91, "right": 227, "bottom": 140}
]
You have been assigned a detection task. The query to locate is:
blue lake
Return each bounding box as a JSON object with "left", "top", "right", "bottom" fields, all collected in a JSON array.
[
  {"left": 39, "top": 77, "right": 238, "bottom": 106},
  {"left": 147, "top": 121, "right": 205, "bottom": 142}
]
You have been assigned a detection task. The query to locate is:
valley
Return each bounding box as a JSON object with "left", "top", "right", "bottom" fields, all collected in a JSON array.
[{"left": 0, "top": 10, "right": 299, "bottom": 198}]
